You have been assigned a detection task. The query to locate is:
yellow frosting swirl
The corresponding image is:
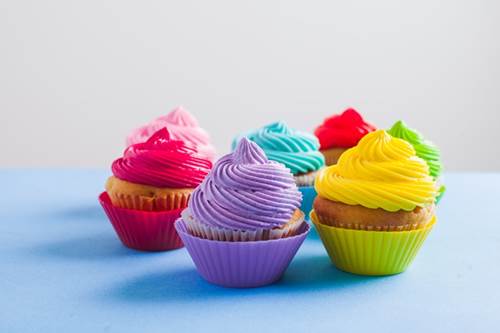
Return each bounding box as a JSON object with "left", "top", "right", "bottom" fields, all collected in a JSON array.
[{"left": 314, "top": 130, "right": 437, "bottom": 212}]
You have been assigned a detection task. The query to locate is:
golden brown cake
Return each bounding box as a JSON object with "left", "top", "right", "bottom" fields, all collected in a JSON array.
[
  {"left": 313, "top": 196, "right": 434, "bottom": 231},
  {"left": 105, "top": 176, "right": 192, "bottom": 211},
  {"left": 319, "top": 147, "right": 347, "bottom": 166}
]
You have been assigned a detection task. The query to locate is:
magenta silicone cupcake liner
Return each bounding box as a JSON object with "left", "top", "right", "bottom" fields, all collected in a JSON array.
[
  {"left": 175, "top": 219, "right": 310, "bottom": 288},
  {"left": 99, "top": 192, "right": 184, "bottom": 251}
]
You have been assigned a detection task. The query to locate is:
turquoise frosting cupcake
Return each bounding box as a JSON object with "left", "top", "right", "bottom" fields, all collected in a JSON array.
[{"left": 232, "top": 122, "right": 325, "bottom": 186}]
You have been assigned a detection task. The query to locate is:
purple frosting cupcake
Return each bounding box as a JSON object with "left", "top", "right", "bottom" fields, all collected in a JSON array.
[
  {"left": 175, "top": 138, "right": 310, "bottom": 287},
  {"left": 182, "top": 138, "right": 305, "bottom": 241}
]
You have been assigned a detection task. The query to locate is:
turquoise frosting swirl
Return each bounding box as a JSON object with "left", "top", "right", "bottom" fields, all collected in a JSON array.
[{"left": 232, "top": 122, "right": 325, "bottom": 175}]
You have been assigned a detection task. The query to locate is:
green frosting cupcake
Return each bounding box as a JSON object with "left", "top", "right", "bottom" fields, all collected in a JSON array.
[
  {"left": 387, "top": 120, "right": 443, "bottom": 179},
  {"left": 232, "top": 122, "right": 325, "bottom": 175}
]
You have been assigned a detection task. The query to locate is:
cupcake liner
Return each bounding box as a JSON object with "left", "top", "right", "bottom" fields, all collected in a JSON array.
[
  {"left": 311, "top": 210, "right": 436, "bottom": 276},
  {"left": 99, "top": 192, "right": 184, "bottom": 251},
  {"left": 313, "top": 211, "right": 430, "bottom": 231},
  {"left": 299, "top": 186, "right": 316, "bottom": 219},
  {"left": 107, "top": 189, "right": 191, "bottom": 211},
  {"left": 293, "top": 171, "right": 317, "bottom": 187},
  {"left": 182, "top": 209, "right": 305, "bottom": 241},
  {"left": 175, "top": 219, "right": 310, "bottom": 288}
]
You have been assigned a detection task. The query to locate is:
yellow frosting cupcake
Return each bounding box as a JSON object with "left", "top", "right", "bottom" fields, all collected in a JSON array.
[{"left": 311, "top": 130, "right": 438, "bottom": 275}]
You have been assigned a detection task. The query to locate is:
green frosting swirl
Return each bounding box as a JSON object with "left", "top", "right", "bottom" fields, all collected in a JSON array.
[
  {"left": 387, "top": 120, "right": 442, "bottom": 178},
  {"left": 232, "top": 122, "right": 325, "bottom": 175}
]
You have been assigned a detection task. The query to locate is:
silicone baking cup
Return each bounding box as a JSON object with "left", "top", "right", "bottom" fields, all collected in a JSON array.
[
  {"left": 99, "top": 192, "right": 183, "bottom": 251},
  {"left": 182, "top": 209, "right": 305, "bottom": 241},
  {"left": 310, "top": 210, "right": 436, "bottom": 276},
  {"left": 175, "top": 219, "right": 310, "bottom": 288},
  {"left": 294, "top": 171, "right": 317, "bottom": 187},
  {"left": 106, "top": 189, "right": 191, "bottom": 211}
]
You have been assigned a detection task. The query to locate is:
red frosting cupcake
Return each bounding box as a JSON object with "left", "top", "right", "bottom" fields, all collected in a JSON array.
[
  {"left": 314, "top": 108, "right": 376, "bottom": 165},
  {"left": 99, "top": 128, "right": 212, "bottom": 251}
]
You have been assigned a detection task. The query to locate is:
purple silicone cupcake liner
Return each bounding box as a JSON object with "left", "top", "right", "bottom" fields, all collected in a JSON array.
[{"left": 175, "top": 219, "right": 310, "bottom": 288}]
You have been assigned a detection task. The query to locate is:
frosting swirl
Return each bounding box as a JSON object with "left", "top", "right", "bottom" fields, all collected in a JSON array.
[
  {"left": 188, "top": 138, "right": 302, "bottom": 231},
  {"left": 387, "top": 120, "right": 442, "bottom": 178},
  {"left": 315, "top": 130, "right": 437, "bottom": 212},
  {"left": 112, "top": 128, "right": 212, "bottom": 188},
  {"left": 233, "top": 122, "right": 325, "bottom": 175},
  {"left": 314, "top": 108, "right": 376, "bottom": 149},
  {"left": 126, "top": 106, "right": 216, "bottom": 161}
]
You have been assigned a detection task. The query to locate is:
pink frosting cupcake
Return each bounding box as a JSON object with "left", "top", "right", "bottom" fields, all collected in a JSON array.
[{"left": 126, "top": 106, "right": 216, "bottom": 161}]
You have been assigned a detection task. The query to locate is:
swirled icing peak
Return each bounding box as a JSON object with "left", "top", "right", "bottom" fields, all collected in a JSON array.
[
  {"left": 233, "top": 121, "right": 325, "bottom": 175},
  {"left": 387, "top": 120, "right": 442, "bottom": 178},
  {"left": 188, "top": 138, "right": 302, "bottom": 231},
  {"left": 126, "top": 106, "right": 216, "bottom": 161},
  {"left": 315, "top": 130, "right": 437, "bottom": 212},
  {"left": 314, "top": 108, "right": 376, "bottom": 149},
  {"left": 112, "top": 128, "right": 212, "bottom": 188}
]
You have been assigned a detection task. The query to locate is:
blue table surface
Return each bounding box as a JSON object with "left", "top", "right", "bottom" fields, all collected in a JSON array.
[{"left": 1, "top": 170, "right": 499, "bottom": 332}]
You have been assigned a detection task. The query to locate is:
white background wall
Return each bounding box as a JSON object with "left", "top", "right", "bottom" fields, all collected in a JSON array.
[{"left": 1, "top": 0, "right": 499, "bottom": 170}]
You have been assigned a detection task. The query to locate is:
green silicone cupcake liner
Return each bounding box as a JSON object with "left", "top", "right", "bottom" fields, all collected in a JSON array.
[{"left": 310, "top": 210, "right": 436, "bottom": 276}]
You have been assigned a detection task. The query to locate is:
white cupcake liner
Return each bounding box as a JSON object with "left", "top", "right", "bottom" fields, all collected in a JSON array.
[
  {"left": 294, "top": 170, "right": 320, "bottom": 187},
  {"left": 181, "top": 209, "right": 305, "bottom": 242}
]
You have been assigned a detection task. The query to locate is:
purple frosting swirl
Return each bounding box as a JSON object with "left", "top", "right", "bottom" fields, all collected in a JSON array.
[{"left": 188, "top": 138, "right": 302, "bottom": 231}]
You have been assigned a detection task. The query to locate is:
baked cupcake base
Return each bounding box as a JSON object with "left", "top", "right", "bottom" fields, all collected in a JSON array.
[
  {"left": 313, "top": 196, "right": 435, "bottom": 231},
  {"left": 99, "top": 192, "right": 184, "bottom": 251},
  {"left": 175, "top": 219, "right": 310, "bottom": 288},
  {"left": 105, "top": 176, "right": 192, "bottom": 211},
  {"left": 320, "top": 147, "right": 348, "bottom": 166},
  {"left": 311, "top": 210, "right": 436, "bottom": 275}
]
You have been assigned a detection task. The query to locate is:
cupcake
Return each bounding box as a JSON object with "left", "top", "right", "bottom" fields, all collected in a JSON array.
[
  {"left": 126, "top": 106, "right": 216, "bottom": 161},
  {"left": 175, "top": 138, "right": 310, "bottom": 287},
  {"left": 314, "top": 108, "right": 376, "bottom": 165},
  {"left": 99, "top": 128, "right": 212, "bottom": 251},
  {"left": 312, "top": 130, "right": 438, "bottom": 275},
  {"left": 387, "top": 120, "right": 445, "bottom": 202},
  {"left": 233, "top": 121, "right": 325, "bottom": 216}
]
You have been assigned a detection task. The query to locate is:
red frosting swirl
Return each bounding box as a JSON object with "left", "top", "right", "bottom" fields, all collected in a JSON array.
[
  {"left": 112, "top": 128, "right": 212, "bottom": 188},
  {"left": 314, "top": 108, "right": 376, "bottom": 149}
]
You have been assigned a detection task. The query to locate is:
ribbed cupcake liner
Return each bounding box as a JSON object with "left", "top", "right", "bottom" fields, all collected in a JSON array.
[
  {"left": 99, "top": 192, "right": 184, "bottom": 251},
  {"left": 175, "top": 219, "right": 310, "bottom": 288},
  {"left": 299, "top": 186, "right": 316, "bottom": 219},
  {"left": 313, "top": 212, "right": 429, "bottom": 231},
  {"left": 107, "top": 189, "right": 192, "bottom": 211},
  {"left": 310, "top": 210, "right": 436, "bottom": 276},
  {"left": 294, "top": 171, "right": 318, "bottom": 187},
  {"left": 182, "top": 209, "right": 305, "bottom": 241}
]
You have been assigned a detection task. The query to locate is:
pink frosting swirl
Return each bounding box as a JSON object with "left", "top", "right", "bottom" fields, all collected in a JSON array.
[
  {"left": 113, "top": 128, "right": 212, "bottom": 188},
  {"left": 126, "top": 106, "right": 216, "bottom": 161}
]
